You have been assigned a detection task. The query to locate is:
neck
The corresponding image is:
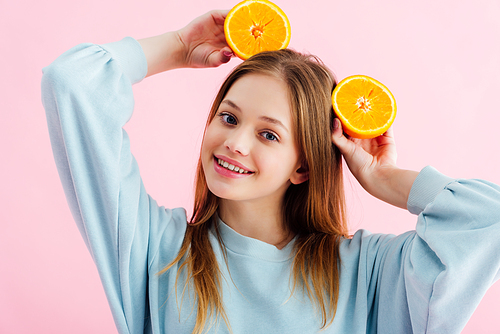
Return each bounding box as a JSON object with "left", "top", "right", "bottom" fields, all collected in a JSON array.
[{"left": 218, "top": 198, "right": 294, "bottom": 250}]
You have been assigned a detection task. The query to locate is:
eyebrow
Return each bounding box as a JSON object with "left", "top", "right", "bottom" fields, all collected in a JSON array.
[{"left": 220, "top": 99, "right": 288, "bottom": 132}]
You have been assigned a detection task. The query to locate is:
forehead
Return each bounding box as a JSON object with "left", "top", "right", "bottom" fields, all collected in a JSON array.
[{"left": 222, "top": 74, "right": 292, "bottom": 123}]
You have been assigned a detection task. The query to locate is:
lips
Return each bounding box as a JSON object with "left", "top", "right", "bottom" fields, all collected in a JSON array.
[
  {"left": 214, "top": 155, "right": 254, "bottom": 173},
  {"left": 216, "top": 158, "right": 251, "bottom": 174},
  {"left": 213, "top": 155, "right": 254, "bottom": 178}
]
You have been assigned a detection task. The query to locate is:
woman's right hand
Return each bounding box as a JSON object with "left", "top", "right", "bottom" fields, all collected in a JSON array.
[
  {"left": 138, "top": 10, "right": 233, "bottom": 77},
  {"left": 177, "top": 10, "right": 233, "bottom": 68}
]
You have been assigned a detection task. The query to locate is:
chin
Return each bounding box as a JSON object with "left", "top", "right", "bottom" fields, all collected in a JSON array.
[{"left": 205, "top": 182, "right": 235, "bottom": 201}]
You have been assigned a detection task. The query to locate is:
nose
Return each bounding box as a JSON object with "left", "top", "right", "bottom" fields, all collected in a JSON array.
[{"left": 224, "top": 128, "right": 251, "bottom": 156}]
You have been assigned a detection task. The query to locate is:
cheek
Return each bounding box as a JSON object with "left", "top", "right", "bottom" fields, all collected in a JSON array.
[
  {"left": 258, "top": 147, "right": 299, "bottom": 178},
  {"left": 200, "top": 129, "right": 214, "bottom": 173},
  {"left": 201, "top": 122, "right": 218, "bottom": 151}
]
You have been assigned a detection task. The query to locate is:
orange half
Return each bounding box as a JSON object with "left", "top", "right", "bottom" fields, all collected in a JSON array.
[
  {"left": 332, "top": 75, "right": 397, "bottom": 139},
  {"left": 224, "top": 0, "right": 291, "bottom": 60}
]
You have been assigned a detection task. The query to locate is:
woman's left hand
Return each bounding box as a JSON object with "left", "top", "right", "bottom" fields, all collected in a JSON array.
[{"left": 331, "top": 118, "right": 418, "bottom": 209}]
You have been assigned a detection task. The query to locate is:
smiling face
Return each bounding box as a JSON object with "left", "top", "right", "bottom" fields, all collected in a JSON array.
[{"left": 201, "top": 73, "right": 308, "bottom": 205}]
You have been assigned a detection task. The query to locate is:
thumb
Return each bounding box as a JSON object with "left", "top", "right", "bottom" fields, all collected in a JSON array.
[
  {"left": 331, "top": 118, "right": 355, "bottom": 156},
  {"left": 207, "top": 48, "right": 233, "bottom": 67}
]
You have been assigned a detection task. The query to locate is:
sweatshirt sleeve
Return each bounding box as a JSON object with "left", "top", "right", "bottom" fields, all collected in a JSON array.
[
  {"left": 370, "top": 166, "right": 500, "bottom": 333},
  {"left": 41, "top": 38, "right": 187, "bottom": 333}
]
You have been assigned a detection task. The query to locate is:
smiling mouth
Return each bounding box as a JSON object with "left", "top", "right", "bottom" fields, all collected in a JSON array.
[{"left": 216, "top": 158, "right": 252, "bottom": 174}]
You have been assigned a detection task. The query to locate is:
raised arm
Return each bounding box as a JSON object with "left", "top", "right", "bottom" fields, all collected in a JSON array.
[
  {"left": 138, "top": 10, "right": 233, "bottom": 77},
  {"left": 331, "top": 118, "right": 418, "bottom": 209},
  {"left": 333, "top": 117, "right": 500, "bottom": 332},
  {"left": 42, "top": 10, "right": 233, "bottom": 333}
]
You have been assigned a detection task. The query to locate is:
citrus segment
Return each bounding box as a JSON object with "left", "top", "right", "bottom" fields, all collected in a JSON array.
[
  {"left": 224, "top": 0, "right": 291, "bottom": 60},
  {"left": 332, "top": 75, "right": 397, "bottom": 139}
]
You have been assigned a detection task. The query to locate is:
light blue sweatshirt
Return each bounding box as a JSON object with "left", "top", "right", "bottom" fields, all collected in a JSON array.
[{"left": 42, "top": 37, "right": 500, "bottom": 334}]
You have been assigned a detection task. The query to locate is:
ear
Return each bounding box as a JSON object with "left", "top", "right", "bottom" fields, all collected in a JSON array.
[{"left": 290, "top": 161, "right": 309, "bottom": 185}]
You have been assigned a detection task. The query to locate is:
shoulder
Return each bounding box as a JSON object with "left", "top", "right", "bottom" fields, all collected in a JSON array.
[{"left": 340, "top": 229, "right": 416, "bottom": 265}]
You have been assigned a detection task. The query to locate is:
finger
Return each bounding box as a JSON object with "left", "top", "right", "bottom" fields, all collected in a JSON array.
[
  {"left": 384, "top": 126, "right": 395, "bottom": 140},
  {"left": 207, "top": 48, "right": 233, "bottom": 67},
  {"left": 331, "top": 118, "right": 356, "bottom": 156},
  {"left": 376, "top": 125, "right": 396, "bottom": 146},
  {"left": 211, "top": 9, "right": 231, "bottom": 23},
  {"left": 220, "top": 48, "right": 233, "bottom": 64},
  {"left": 221, "top": 46, "right": 233, "bottom": 57}
]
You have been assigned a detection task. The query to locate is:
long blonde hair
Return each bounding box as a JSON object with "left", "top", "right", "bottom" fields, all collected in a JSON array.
[{"left": 159, "top": 49, "right": 349, "bottom": 333}]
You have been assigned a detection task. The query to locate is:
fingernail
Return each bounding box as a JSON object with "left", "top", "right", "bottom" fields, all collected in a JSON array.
[
  {"left": 223, "top": 51, "right": 233, "bottom": 57},
  {"left": 333, "top": 118, "right": 339, "bottom": 130}
]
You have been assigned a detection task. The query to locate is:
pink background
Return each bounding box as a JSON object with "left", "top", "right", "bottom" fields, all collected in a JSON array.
[{"left": 1, "top": 0, "right": 499, "bottom": 332}]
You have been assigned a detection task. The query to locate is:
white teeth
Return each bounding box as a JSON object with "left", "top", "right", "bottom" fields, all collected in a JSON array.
[{"left": 217, "top": 158, "right": 249, "bottom": 174}]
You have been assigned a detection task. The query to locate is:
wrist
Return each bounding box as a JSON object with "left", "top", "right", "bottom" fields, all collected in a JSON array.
[
  {"left": 138, "top": 31, "right": 187, "bottom": 77},
  {"left": 367, "top": 167, "right": 419, "bottom": 210}
]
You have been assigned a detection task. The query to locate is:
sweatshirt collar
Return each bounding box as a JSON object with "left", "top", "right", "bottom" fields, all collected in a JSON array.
[{"left": 211, "top": 216, "right": 295, "bottom": 262}]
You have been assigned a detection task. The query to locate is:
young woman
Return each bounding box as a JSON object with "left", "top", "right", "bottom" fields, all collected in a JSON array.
[{"left": 42, "top": 9, "right": 500, "bottom": 334}]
